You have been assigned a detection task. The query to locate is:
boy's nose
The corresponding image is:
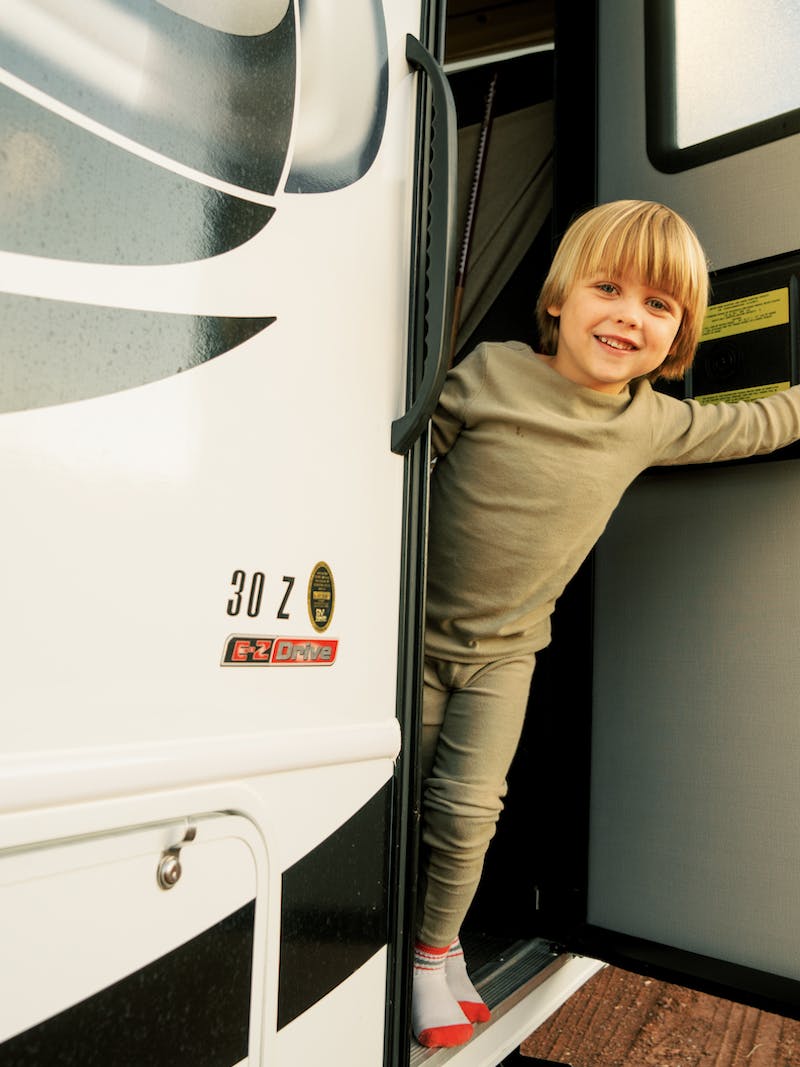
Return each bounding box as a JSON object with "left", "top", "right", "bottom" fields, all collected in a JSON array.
[{"left": 616, "top": 302, "right": 640, "bottom": 327}]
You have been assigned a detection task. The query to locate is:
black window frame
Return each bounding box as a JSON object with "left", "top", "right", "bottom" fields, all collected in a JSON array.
[{"left": 645, "top": 0, "right": 800, "bottom": 174}]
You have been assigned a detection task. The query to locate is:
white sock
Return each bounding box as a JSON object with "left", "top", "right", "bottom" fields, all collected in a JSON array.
[
  {"left": 412, "top": 942, "right": 474, "bottom": 1048},
  {"left": 446, "top": 938, "right": 491, "bottom": 1023}
]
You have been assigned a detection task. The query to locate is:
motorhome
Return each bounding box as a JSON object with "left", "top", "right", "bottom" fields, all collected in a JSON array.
[{"left": 1, "top": 3, "right": 798, "bottom": 1066}]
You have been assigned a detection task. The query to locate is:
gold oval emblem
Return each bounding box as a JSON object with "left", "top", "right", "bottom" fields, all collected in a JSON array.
[{"left": 307, "top": 561, "right": 335, "bottom": 632}]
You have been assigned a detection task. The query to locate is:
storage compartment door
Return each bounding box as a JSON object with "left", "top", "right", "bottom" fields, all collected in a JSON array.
[{"left": 0, "top": 813, "right": 265, "bottom": 1065}]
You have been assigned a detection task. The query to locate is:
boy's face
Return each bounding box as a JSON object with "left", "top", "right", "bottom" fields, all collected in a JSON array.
[{"left": 547, "top": 273, "right": 682, "bottom": 394}]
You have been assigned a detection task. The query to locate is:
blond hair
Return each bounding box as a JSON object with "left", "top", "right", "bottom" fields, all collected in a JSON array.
[{"left": 536, "top": 200, "right": 709, "bottom": 381}]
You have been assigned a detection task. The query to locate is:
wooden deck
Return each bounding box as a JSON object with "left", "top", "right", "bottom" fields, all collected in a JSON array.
[{"left": 520, "top": 965, "right": 799, "bottom": 1066}]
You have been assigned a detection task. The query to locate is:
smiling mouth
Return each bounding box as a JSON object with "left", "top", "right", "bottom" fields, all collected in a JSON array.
[{"left": 596, "top": 334, "right": 637, "bottom": 351}]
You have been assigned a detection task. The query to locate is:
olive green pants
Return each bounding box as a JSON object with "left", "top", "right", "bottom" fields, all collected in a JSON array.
[{"left": 417, "top": 650, "right": 536, "bottom": 948}]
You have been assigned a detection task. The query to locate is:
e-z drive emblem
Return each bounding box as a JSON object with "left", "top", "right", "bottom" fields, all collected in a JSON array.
[{"left": 222, "top": 635, "right": 338, "bottom": 666}]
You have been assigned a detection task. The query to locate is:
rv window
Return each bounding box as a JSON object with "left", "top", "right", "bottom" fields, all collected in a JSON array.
[{"left": 645, "top": 0, "right": 800, "bottom": 173}]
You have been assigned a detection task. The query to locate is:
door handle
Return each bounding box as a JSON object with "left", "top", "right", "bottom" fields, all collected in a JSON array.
[{"left": 391, "top": 34, "right": 458, "bottom": 455}]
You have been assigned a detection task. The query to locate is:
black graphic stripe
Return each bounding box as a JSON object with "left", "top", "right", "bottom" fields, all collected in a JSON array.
[
  {"left": 0, "top": 900, "right": 255, "bottom": 1067},
  {"left": 0, "top": 0, "right": 295, "bottom": 194},
  {"left": 1, "top": 292, "right": 274, "bottom": 413},
  {"left": 278, "top": 783, "right": 390, "bottom": 1029},
  {"left": 0, "top": 86, "right": 274, "bottom": 264}
]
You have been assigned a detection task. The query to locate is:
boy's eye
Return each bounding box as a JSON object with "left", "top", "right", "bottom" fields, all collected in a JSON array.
[
  {"left": 647, "top": 297, "right": 675, "bottom": 313},
  {"left": 596, "top": 282, "right": 617, "bottom": 294}
]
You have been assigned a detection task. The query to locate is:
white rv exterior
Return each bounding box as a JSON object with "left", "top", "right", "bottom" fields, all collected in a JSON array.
[{"left": 0, "top": 2, "right": 418, "bottom": 1064}]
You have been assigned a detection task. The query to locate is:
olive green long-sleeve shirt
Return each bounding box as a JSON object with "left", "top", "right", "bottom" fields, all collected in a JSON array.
[{"left": 425, "top": 341, "right": 800, "bottom": 661}]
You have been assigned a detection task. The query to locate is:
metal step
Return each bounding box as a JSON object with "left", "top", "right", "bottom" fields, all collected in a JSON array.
[{"left": 409, "top": 937, "right": 584, "bottom": 1067}]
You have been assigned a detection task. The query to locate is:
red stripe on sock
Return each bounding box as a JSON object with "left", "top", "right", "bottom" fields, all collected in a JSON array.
[{"left": 417, "top": 1022, "right": 473, "bottom": 1049}]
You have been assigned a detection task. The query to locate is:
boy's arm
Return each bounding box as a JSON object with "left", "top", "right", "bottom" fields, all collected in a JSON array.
[
  {"left": 430, "top": 344, "right": 488, "bottom": 460},
  {"left": 430, "top": 403, "right": 461, "bottom": 460},
  {"left": 651, "top": 385, "right": 800, "bottom": 466}
]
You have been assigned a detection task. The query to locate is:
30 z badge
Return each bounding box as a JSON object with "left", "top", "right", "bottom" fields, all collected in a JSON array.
[
  {"left": 221, "top": 562, "right": 337, "bottom": 665},
  {"left": 222, "top": 635, "right": 338, "bottom": 666}
]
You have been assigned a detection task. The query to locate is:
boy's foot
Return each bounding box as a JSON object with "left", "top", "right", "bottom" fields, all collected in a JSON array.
[
  {"left": 446, "top": 938, "right": 492, "bottom": 1023},
  {"left": 412, "top": 941, "right": 474, "bottom": 1048}
]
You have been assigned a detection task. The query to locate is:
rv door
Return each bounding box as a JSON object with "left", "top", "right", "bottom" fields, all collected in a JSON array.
[{"left": 547, "top": 0, "right": 800, "bottom": 1022}]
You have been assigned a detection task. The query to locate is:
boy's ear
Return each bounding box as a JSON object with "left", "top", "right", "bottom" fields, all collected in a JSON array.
[{"left": 547, "top": 304, "right": 562, "bottom": 318}]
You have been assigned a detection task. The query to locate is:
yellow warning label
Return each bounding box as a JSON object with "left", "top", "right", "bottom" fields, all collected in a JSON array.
[
  {"left": 696, "top": 381, "right": 791, "bottom": 406},
  {"left": 701, "top": 287, "right": 789, "bottom": 342}
]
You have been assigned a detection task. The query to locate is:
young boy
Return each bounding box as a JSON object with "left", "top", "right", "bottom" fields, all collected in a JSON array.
[{"left": 413, "top": 199, "right": 800, "bottom": 1048}]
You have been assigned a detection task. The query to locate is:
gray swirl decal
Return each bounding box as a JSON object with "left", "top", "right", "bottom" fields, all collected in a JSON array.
[
  {"left": 0, "top": 86, "right": 274, "bottom": 264},
  {"left": 0, "top": 0, "right": 296, "bottom": 194},
  {"left": 1, "top": 292, "right": 274, "bottom": 413}
]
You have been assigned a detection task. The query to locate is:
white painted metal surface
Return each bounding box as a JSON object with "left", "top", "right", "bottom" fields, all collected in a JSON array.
[{"left": 0, "top": 2, "right": 421, "bottom": 1063}]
